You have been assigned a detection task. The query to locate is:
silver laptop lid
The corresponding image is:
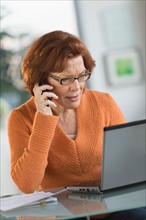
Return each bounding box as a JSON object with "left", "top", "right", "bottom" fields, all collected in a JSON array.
[{"left": 101, "top": 119, "right": 146, "bottom": 191}]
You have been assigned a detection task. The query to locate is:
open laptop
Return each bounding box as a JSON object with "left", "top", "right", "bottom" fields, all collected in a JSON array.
[
  {"left": 67, "top": 119, "right": 146, "bottom": 193},
  {"left": 101, "top": 119, "right": 146, "bottom": 191}
]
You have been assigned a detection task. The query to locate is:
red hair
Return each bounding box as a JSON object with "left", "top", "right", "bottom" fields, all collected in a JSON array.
[{"left": 21, "top": 30, "right": 96, "bottom": 95}]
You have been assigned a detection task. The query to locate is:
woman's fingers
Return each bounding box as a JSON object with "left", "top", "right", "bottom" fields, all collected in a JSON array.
[{"left": 33, "top": 84, "right": 58, "bottom": 115}]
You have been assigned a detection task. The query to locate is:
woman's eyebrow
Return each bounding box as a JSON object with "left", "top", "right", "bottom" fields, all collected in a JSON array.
[
  {"left": 79, "top": 69, "right": 87, "bottom": 75},
  {"left": 63, "top": 69, "right": 87, "bottom": 77}
]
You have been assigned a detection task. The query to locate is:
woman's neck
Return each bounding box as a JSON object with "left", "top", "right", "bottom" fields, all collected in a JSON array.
[{"left": 58, "top": 109, "right": 77, "bottom": 135}]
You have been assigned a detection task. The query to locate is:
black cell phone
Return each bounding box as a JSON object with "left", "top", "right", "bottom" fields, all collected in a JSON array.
[
  {"left": 39, "top": 79, "right": 49, "bottom": 90},
  {"left": 39, "top": 79, "right": 52, "bottom": 100}
]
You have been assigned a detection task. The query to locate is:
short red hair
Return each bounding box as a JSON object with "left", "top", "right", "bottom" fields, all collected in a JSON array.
[{"left": 21, "top": 30, "right": 96, "bottom": 95}]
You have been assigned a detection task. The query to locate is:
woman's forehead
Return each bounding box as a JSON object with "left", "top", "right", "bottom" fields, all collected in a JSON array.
[
  {"left": 66, "top": 55, "right": 83, "bottom": 66},
  {"left": 51, "top": 56, "right": 85, "bottom": 76}
]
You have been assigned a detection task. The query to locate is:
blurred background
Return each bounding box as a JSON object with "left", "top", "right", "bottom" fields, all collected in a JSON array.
[{"left": 0, "top": 0, "right": 145, "bottom": 195}]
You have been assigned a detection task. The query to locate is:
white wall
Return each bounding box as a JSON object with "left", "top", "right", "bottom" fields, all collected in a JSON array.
[{"left": 75, "top": 0, "right": 145, "bottom": 122}]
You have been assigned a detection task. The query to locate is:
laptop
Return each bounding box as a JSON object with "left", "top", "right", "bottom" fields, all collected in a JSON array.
[
  {"left": 101, "top": 119, "right": 146, "bottom": 191},
  {"left": 67, "top": 119, "right": 146, "bottom": 193}
]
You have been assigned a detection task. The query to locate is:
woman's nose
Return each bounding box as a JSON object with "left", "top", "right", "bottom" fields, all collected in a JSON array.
[{"left": 69, "top": 79, "right": 80, "bottom": 91}]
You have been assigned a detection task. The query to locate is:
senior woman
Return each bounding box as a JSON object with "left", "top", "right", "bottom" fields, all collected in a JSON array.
[{"left": 8, "top": 30, "right": 145, "bottom": 219}]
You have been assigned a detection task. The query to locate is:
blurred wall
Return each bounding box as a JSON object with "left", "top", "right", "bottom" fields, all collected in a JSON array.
[{"left": 75, "top": 0, "right": 145, "bottom": 122}]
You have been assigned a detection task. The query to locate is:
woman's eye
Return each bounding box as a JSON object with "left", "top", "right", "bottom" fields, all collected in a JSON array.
[{"left": 62, "top": 78, "right": 72, "bottom": 82}]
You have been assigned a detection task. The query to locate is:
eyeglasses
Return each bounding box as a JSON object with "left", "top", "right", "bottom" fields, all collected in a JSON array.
[{"left": 49, "top": 72, "right": 91, "bottom": 85}]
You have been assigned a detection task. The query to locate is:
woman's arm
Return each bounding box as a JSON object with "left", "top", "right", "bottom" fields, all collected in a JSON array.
[{"left": 8, "top": 110, "right": 59, "bottom": 193}]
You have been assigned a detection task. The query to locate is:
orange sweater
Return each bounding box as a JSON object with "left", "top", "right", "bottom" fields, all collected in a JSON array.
[{"left": 8, "top": 89, "right": 125, "bottom": 194}]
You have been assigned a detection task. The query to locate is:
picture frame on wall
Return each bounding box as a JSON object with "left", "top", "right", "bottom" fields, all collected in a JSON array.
[{"left": 104, "top": 48, "right": 143, "bottom": 86}]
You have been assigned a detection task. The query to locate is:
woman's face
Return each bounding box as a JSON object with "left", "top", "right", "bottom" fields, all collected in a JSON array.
[{"left": 47, "top": 55, "right": 86, "bottom": 109}]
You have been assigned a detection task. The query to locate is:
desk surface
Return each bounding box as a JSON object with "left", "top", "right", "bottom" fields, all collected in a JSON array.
[{"left": 0, "top": 183, "right": 146, "bottom": 220}]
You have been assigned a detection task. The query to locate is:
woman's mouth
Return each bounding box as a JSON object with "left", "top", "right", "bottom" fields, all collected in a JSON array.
[{"left": 66, "top": 94, "right": 80, "bottom": 102}]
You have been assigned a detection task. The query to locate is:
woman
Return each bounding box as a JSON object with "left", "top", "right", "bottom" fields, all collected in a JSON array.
[{"left": 8, "top": 30, "right": 145, "bottom": 219}]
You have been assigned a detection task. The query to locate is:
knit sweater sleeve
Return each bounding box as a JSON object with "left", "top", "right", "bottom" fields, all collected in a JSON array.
[{"left": 8, "top": 110, "right": 59, "bottom": 193}]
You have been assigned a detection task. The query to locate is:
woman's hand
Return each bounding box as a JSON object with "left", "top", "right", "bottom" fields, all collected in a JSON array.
[{"left": 33, "top": 84, "right": 58, "bottom": 115}]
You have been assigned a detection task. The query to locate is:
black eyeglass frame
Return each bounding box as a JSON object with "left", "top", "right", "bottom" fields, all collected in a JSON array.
[{"left": 49, "top": 72, "right": 91, "bottom": 85}]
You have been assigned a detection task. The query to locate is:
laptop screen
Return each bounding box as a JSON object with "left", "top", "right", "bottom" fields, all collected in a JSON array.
[{"left": 101, "top": 119, "right": 146, "bottom": 191}]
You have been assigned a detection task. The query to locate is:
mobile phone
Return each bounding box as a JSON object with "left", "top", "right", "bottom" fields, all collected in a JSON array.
[
  {"left": 39, "top": 79, "right": 49, "bottom": 92},
  {"left": 39, "top": 79, "right": 52, "bottom": 100}
]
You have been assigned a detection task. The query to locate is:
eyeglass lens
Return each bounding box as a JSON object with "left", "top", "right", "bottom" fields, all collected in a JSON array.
[{"left": 61, "top": 73, "right": 91, "bottom": 85}]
